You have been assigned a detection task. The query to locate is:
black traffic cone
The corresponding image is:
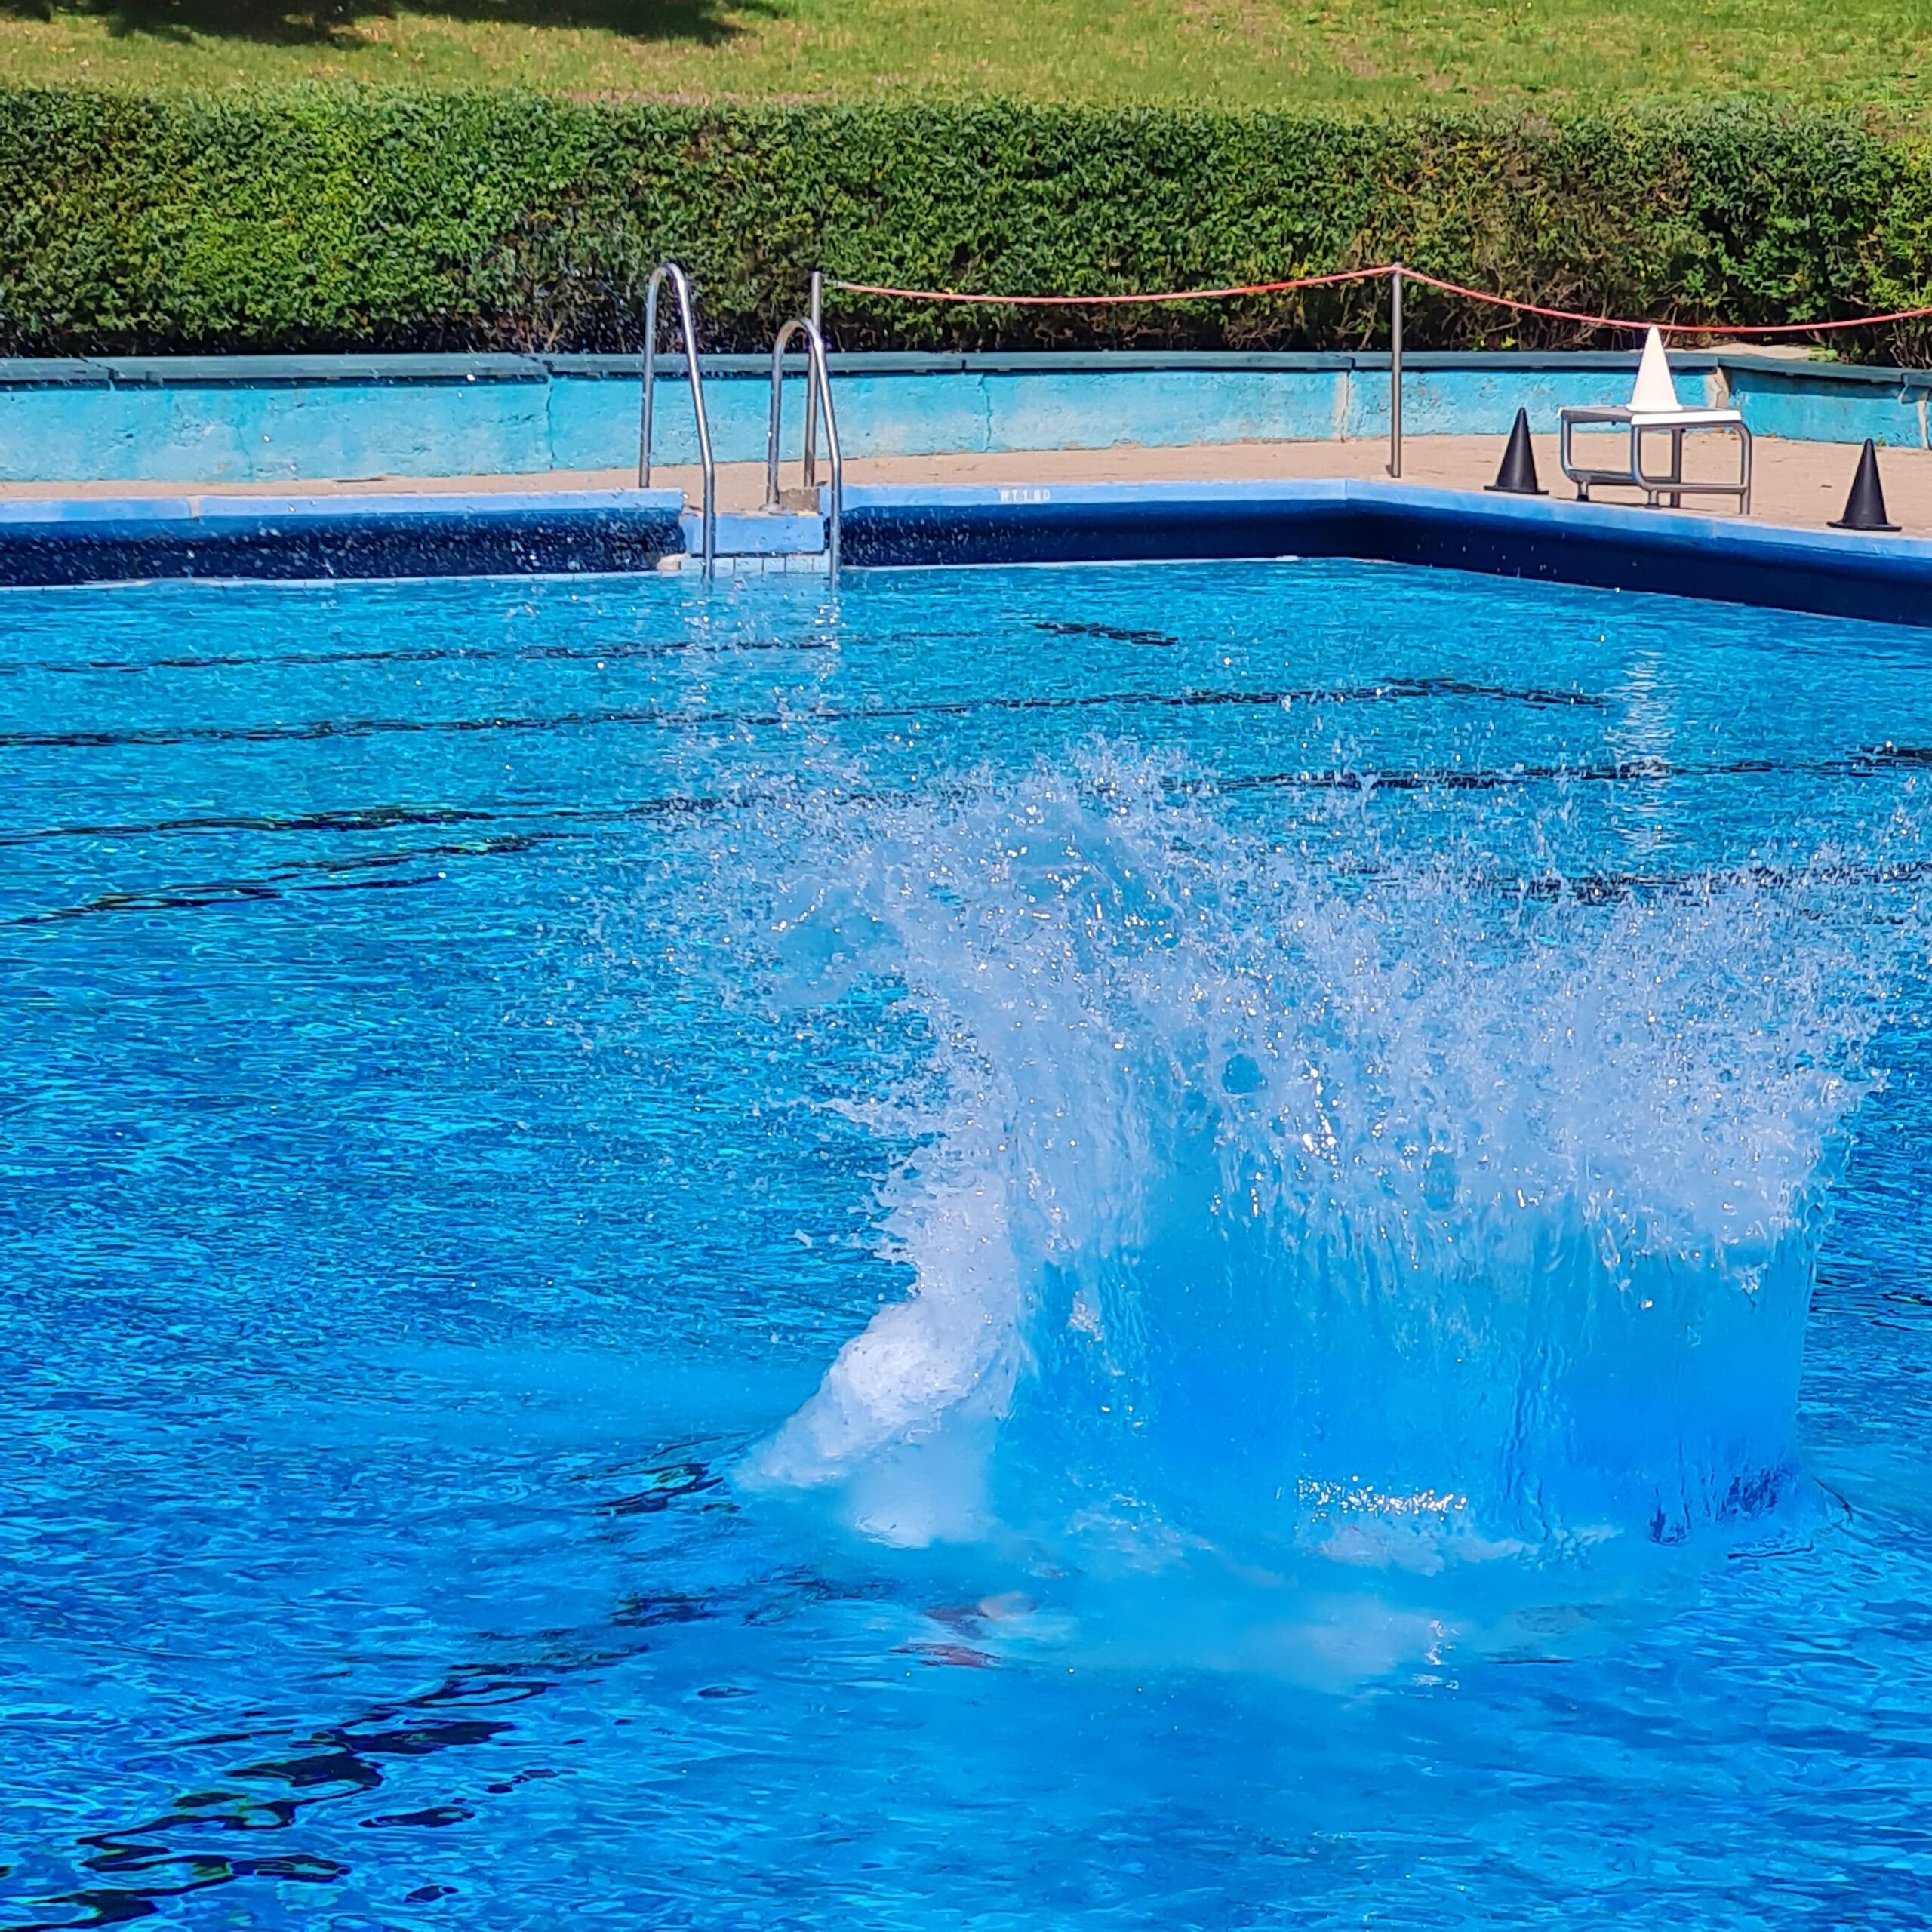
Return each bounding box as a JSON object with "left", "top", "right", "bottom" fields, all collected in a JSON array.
[
  {"left": 1485, "top": 407, "right": 1546, "bottom": 496},
  {"left": 1830, "top": 438, "right": 1900, "bottom": 532}
]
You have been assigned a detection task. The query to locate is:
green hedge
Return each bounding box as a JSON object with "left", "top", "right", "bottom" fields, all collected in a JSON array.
[{"left": 3, "top": 89, "right": 1930, "bottom": 358}]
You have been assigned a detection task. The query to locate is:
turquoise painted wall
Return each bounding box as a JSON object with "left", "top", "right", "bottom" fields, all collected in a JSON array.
[
  {"left": 1722, "top": 368, "right": 1927, "bottom": 449},
  {"left": 0, "top": 354, "right": 1909, "bottom": 486}
]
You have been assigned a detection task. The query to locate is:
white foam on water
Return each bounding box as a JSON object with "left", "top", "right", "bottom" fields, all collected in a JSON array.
[{"left": 738, "top": 746, "right": 1918, "bottom": 1571}]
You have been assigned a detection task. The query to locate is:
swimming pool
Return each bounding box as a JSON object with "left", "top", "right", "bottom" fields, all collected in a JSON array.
[{"left": 4, "top": 558, "right": 1930, "bottom": 1927}]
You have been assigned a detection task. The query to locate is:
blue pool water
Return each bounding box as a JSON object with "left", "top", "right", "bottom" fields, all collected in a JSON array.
[{"left": 4, "top": 558, "right": 1932, "bottom": 1927}]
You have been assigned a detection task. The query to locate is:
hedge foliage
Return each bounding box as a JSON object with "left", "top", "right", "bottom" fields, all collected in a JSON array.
[{"left": 3, "top": 88, "right": 1932, "bottom": 358}]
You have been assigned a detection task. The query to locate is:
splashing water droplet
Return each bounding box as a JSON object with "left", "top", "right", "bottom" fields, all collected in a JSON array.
[{"left": 734, "top": 746, "right": 1921, "bottom": 1572}]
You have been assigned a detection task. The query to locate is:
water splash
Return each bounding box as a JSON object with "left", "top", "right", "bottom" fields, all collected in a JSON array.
[{"left": 741, "top": 746, "right": 1915, "bottom": 1567}]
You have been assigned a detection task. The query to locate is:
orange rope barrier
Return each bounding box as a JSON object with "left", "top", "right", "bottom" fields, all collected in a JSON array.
[
  {"left": 1398, "top": 269, "right": 1932, "bottom": 337},
  {"left": 826, "top": 264, "right": 1932, "bottom": 336},
  {"left": 824, "top": 266, "right": 1393, "bottom": 306}
]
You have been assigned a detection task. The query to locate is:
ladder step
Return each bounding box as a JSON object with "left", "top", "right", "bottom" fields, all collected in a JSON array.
[
  {"left": 657, "top": 548, "right": 829, "bottom": 577},
  {"left": 685, "top": 509, "right": 826, "bottom": 558}
]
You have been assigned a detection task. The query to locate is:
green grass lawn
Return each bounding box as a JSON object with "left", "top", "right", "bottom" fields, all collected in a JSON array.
[{"left": 5, "top": 0, "right": 1932, "bottom": 112}]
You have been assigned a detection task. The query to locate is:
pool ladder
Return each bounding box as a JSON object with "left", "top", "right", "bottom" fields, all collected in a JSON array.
[
  {"left": 764, "top": 311, "right": 844, "bottom": 586},
  {"left": 637, "top": 262, "right": 717, "bottom": 580},
  {"left": 637, "top": 266, "right": 844, "bottom": 583}
]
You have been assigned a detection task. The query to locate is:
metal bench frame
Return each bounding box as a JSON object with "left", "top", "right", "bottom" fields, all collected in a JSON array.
[{"left": 1558, "top": 407, "right": 1753, "bottom": 514}]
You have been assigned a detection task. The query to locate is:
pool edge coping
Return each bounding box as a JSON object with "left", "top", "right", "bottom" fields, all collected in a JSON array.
[{"left": 4, "top": 478, "right": 1931, "bottom": 628}]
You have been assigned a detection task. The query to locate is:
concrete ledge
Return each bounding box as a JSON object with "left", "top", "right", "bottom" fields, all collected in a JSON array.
[{"left": 0, "top": 349, "right": 1894, "bottom": 386}]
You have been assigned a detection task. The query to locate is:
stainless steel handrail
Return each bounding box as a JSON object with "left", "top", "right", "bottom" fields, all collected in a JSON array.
[
  {"left": 765, "top": 316, "right": 843, "bottom": 586},
  {"left": 638, "top": 262, "right": 715, "bottom": 580}
]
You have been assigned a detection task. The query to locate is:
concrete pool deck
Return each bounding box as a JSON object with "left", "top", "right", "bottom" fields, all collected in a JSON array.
[{"left": 2, "top": 435, "right": 1919, "bottom": 537}]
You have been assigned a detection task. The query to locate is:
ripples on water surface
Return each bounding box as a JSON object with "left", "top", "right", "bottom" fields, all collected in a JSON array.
[{"left": 3, "top": 560, "right": 1931, "bottom": 1927}]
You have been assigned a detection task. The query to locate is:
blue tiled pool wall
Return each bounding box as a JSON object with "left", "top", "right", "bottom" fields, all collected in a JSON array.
[
  {"left": 2, "top": 351, "right": 1925, "bottom": 486},
  {"left": 836, "top": 482, "right": 1932, "bottom": 630},
  {"left": 9, "top": 482, "right": 1931, "bottom": 641},
  {"left": 0, "top": 490, "right": 688, "bottom": 587}
]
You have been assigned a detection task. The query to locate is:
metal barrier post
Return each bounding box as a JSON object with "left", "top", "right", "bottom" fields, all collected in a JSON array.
[
  {"left": 1388, "top": 260, "right": 1404, "bottom": 479},
  {"left": 804, "top": 270, "right": 823, "bottom": 490},
  {"left": 638, "top": 274, "right": 663, "bottom": 491}
]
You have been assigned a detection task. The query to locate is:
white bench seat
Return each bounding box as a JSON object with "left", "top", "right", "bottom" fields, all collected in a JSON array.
[{"left": 1626, "top": 407, "right": 1746, "bottom": 429}]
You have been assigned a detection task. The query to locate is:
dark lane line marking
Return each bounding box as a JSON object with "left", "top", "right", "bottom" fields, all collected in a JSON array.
[
  {"left": 1503, "top": 857, "right": 1932, "bottom": 903},
  {"left": 1035, "top": 620, "right": 1180, "bottom": 648},
  {"left": 0, "top": 681, "right": 1609, "bottom": 754},
  {"left": 5, "top": 1454, "right": 808, "bottom": 1932},
  {"left": 6, "top": 833, "right": 573, "bottom": 924},
  {"left": 0, "top": 636, "right": 835, "bottom": 678},
  {"left": 1223, "top": 756, "right": 1778, "bottom": 792},
  {"left": 0, "top": 747, "right": 1923, "bottom": 863},
  {"left": 1223, "top": 747, "right": 1932, "bottom": 791},
  {"left": 0, "top": 795, "right": 722, "bottom": 851},
  {"left": 13, "top": 804, "right": 1931, "bottom": 928}
]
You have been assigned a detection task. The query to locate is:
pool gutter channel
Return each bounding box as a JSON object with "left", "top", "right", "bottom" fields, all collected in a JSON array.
[{"left": 5, "top": 479, "right": 1930, "bottom": 631}]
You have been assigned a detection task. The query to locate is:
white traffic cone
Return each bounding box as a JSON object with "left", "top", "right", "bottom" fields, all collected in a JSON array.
[{"left": 1629, "top": 326, "right": 1678, "bottom": 412}]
